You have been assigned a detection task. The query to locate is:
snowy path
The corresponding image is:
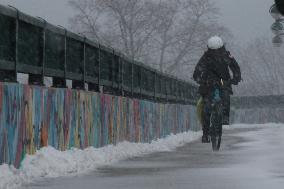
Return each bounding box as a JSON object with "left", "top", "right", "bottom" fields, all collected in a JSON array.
[{"left": 23, "top": 125, "right": 284, "bottom": 189}]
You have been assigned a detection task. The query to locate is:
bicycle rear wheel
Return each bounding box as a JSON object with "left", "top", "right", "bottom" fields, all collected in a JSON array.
[
  {"left": 211, "top": 131, "right": 222, "bottom": 151},
  {"left": 210, "top": 102, "right": 223, "bottom": 151}
]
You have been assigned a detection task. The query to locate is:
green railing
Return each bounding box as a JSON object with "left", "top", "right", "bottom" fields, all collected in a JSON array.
[{"left": 0, "top": 4, "right": 198, "bottom": 105}]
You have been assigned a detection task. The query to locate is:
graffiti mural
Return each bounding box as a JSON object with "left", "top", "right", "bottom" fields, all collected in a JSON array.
[{"left": 0, "top": 82, "right": 199, "bottom": 168}]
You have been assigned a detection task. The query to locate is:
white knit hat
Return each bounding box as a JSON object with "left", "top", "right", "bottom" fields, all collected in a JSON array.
[{"left": 208, "top": 36, "right": 224, "bottom": 50}]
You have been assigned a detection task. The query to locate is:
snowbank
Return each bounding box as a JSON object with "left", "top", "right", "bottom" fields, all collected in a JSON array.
[{"left": 0, "top": 131, "right": 201, "bottom": 189}]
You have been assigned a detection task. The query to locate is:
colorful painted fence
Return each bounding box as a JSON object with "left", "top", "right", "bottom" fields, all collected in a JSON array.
[{"left": 0, "top": 82, "right": 199, "bottom": 168}]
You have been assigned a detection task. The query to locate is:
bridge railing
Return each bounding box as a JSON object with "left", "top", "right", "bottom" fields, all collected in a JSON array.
[
  {"left": 0, "top": 4, "right": 198, "bottom": 105},
  {"left": 231, "top": 95, "right": 284, "bottom": 124},
  {"left": 231, "top": 95, "right": 284, "bottom": 109}
]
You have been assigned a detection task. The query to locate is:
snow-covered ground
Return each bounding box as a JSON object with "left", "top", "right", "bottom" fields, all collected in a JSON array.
[
  {"left": 0, "top": 131, "right": 201, "bottom": 189},
  {"left": 1, "top": 123, "right": 283, "bottom": 189},
  {"left": 22, "top": 123, "right": 284, "bottom": 189}
]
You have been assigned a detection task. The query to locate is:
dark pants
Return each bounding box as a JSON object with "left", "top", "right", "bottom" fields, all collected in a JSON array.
[{"left": 202, "top": 89, "right": 231, "bottom": 136}]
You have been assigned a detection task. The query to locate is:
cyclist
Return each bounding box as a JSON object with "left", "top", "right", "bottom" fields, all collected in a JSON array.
[{"left": 193, "top": 36, "right": 241, "bottom": 143}]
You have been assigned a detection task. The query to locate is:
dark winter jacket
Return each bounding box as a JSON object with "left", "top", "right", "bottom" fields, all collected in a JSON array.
[{"left": 193, "top": 46, "right": 241, "bottom": 96}]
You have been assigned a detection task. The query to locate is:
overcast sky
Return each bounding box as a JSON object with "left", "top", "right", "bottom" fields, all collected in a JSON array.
[{"left": 0, "top": 0, "right": 275, "bottom": 44}]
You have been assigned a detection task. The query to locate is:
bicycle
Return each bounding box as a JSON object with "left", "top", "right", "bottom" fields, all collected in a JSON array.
[
  {"left": 198, "top": 79, "right": 228, "bottom": 151},
  {"left": 209, "top": 99, "right": 223, "bottom": 151}
]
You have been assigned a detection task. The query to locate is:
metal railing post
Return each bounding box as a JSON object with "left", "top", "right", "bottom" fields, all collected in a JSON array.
[
  {"left": 120, "top": 54, "right": 124, "bottom": 96},
  {"left": 57, "top": 25, "right": 67, "bottom": 85},
  {"left": 98, "top": 44, "right": 101, "bottom": 92},
  {"left": 51, "top": 25, "right": 68, "bottom": 88},
  {"left": 175, "top": 80, "right": 178, "bottom": 103},
  {"left": 118, "top": 53, "right": 121, "bottom": 94},
  {"left": 139, "top": 67, "right": 142, "bottom": 98},
  {"left": 37, "top": 17, "right": 47, "bottom": 86},
  {"left": 112, "top": 49, "right": 115, "bottom": 89},
  {"left": 154, "top": 71, "right": 156, "bottom": 101},
  {"left": 83, "top": 37, "right": 86, "bottom": 89},
  {"left": 165, "top": 79, "right": 168, "bottom": 103},
  {"left": 63, "top": 30, "right": 67, "bottom": 83},
  {"left": 131, "top": 60, "right": 134, "bottom": 97},
  {"left": 9, "top": 5, "right": 19, "bottom": 82}
]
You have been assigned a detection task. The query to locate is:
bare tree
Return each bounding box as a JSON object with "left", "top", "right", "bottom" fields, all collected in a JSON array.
[
  {"left": 148, "top": 0, "right": 231, "bottom": 76},
  {"left": 69, "top": 0, "right": 160, "bottom": 60},
  {"left": 68, "top": 0, "right": 231, "bottom": 81},
  {"left": 68, "top": 0, "right": 104, "bottom": 41},
  {"left": 234, "top": 37, "right": 284, "bottom": 96}
]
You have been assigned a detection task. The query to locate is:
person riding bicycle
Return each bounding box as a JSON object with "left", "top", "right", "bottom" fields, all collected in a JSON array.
[{"left": 193, "top": 36, "right": 241, "bottom": 143}]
